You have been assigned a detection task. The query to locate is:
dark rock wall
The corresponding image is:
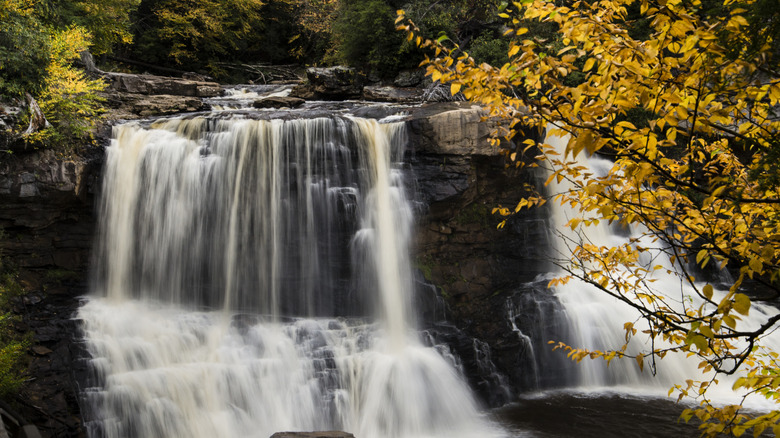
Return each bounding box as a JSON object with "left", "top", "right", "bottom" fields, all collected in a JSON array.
[
  {"left": 0, "top": 149, "right": 100, "bottom": 438},
  {"left": 409, "top": 146, "right": 554, "bottom": 404},
  {"left": 0, "top": 149, "right": 99, "bottom": 273}
]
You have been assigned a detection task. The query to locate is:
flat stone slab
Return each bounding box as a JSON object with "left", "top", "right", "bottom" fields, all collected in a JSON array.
[
  {"left": 270, "top": 432, "right": 355, "bottom": 438},
  {"left": 107, "top": 72, "right": 221, "bottom": 97}
]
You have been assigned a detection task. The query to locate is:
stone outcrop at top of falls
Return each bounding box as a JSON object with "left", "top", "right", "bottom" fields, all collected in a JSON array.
[
  {"left": 100, "top": 72, "right": 220, "bottom": 120},
  {"left": 106, "top": 72, "right": 222, "bottom": 97}
]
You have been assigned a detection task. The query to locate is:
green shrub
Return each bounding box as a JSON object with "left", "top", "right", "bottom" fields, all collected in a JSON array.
[
  {"left": 0, "top": 231, "right": 28, "bottom": 398},
  {"left": 467, "top": 34, "right": 509, "bottom": 66}
]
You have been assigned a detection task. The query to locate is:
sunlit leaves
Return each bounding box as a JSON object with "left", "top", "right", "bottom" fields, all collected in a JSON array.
[
  {"left": 28, "top": 25, "right": 106, "bottom": 149},
  {"left": 399, "top": 0, "right": 780, "bottom": 435}
]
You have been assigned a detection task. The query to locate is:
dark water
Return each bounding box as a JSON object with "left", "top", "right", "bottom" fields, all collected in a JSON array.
[{"left": 495, "top": 391, "right": 702, "bottom": 437}]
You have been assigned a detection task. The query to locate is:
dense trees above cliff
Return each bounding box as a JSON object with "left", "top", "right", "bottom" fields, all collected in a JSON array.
[
  {"left": 2, "top": 0, "right": 511, "bottom": 86},
  {"left": 1, "top": 0, "right": 106, "bottom": 149}
]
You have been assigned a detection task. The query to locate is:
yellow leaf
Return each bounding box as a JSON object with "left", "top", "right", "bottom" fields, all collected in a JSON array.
[
  {"left": 733, "top": 293, "right": 751, "bottom": 316},
  {"left": 583, "top": 58, "right": 595, "bottom": 72},
  {"left": 451, "top": 83, "right": 461, "bottom": 95},
  {"left": 702, "top": 284, "right": 713, "bottom": 300}
]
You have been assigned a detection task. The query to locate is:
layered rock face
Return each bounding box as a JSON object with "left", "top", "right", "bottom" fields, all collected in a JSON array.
[
  {"left": 407, "top": 104, "right": 552, "bottom": 402},
  {"left": 0, "top": 149, "right": 98, "bottom": 272},
  {"left": 0, "top": 149, "right": 99, "bottom": 437},
  {"left": 100, "top": 72, "right": 221, "bottom": 120}
]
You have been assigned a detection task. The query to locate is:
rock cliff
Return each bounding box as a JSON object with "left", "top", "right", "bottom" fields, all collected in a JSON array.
[
  {"left": 0, "top": 149, "right": 98, "bottom": 272},
  {"left": 406, "top": 104, "right": 553, "bottom": 403}
]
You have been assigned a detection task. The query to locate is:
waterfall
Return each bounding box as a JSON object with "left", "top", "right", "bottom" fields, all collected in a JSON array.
[
  {"left": 531, "top": 129, "right": 780, "bottom": 406},
  {"left": 79, "top": 116, "right": 503, "bottom": 438},
  {"left": 541, "top": 132, "right": 691, "bottom": 389}
]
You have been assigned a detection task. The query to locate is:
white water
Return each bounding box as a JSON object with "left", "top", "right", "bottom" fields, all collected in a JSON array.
[
  {"left": 543, "top": 130, "right": 780, "bottom": 409},
  {"left": 80, "top": 116, "right": 502, "bottom": 438}
]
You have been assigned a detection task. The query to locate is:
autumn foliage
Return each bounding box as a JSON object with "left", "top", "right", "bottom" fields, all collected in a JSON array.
[{"left": 399, "top": 0, "right": 780, "bottom": 435}]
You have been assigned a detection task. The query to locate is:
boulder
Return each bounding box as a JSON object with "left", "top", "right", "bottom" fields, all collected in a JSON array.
[
  {"left": 408, "top": 103, "right": 506, "bottom": 156},
  {"left": 107, "top": 72, "right": 222, "bottom": 97},
  {"left": 291, "top": 67, "right": 364, "bottom": 100},
  {"left": 393, "top": 69, "right": 425, "bottom": 87},
  {"left": 253, "top": 96, "right": 306, "bottom": 109},
  {"left": 362, "top": 86, "right": 423, "bottom": 103}
]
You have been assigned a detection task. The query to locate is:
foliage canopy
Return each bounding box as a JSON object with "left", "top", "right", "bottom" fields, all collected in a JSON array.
[
  {"left": 400, "top": 0, "right": 780, "bottom": 435},
  {"left": 1, "top": 0, "right": 106, "bottom": 150}
]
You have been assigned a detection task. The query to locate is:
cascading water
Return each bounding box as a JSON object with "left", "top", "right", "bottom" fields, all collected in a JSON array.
[
  {"left": 540, "top": 132, "right": 694, "bottom": 389},
  {"left": 513, "top": 129, "right": 780, "bottom": 405},
  {"left": 78, "top": 115, "right": 503, "bottom": 438}
]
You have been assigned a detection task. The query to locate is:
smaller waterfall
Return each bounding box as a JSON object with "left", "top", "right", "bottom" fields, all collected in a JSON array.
[{"left": 517, "top": 129, "right": 780, "bottom": 408}]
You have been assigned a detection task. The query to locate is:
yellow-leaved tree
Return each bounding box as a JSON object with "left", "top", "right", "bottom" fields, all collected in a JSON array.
[
  {"left": 31, "top": 25, "right": 106, "bottom": 148},
  {"left": 1, "top": 0, "right": 106, "bottom": 150},
  {"left": 399, "top": 0, "right": 780, "bottom": 435}
]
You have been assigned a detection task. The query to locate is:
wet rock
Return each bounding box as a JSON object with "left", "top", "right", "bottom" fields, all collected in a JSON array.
[
  {"left": 410, "top": 123, "right": 550, "bottom": 403},
  {"left": 350, "top": 105, "right": 406, "bottom": 120},
  {"left": 424, "top": 323, "right": 513, "bottom": 407},
  {"left": 14, "top": 291, "right": 86, "bottom": 437},
  {"left": 0, "top": 149, "right": 98, "bottom": 271},
  {"left": 408, "top": 103, "right": 507, "bottom": 156},
  {"left": 253, "top": 96, "right": 305, "bottom": 109},
  {"left": 289, "top": 83, "right": 316, "bottom": 100},
  {"left": 31, "top": 346, "right": 53, "bottom": 356}
]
